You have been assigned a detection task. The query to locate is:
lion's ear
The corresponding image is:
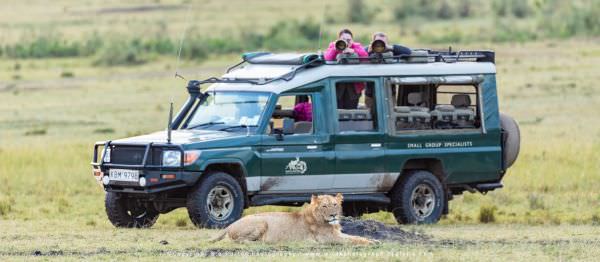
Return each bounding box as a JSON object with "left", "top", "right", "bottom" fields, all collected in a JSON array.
[
  {"left": 311, "top": 194, "right": 318, "bottom": 204},
  {"left": 335, "top": 193, "right": 343, "bottom": 203}
]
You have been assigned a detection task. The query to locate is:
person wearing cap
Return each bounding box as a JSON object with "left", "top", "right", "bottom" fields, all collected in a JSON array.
[{"left": 365, "top": 32, "right": 412, "bottom": 56}]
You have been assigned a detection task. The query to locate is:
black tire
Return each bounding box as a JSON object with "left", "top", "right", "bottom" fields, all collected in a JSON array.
[
  {"left": 390, "top": 170, "right": 445, "bottom": 224},
  {"left": 342, "top": 202, "right": 385, "bottom": 217},
  {"left": 186, "top": 172, "right": 244, "bottom": 229},
  {"left": 500, "top": 113, "right": 521, "bottom": 169},
  {"left": 105, "top": 192, "right": 159, "bottom": 228},
  {"left": 342, "top": 202, "right": 364, "bottom": 218}
]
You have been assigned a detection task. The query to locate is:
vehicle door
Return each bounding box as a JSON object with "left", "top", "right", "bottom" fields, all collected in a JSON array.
[
  {"left": 330, "top": 78, "right": 390, "bottom": 193},
  {"left": 259, "top": 87, "right": 335, "bottom": 193}
]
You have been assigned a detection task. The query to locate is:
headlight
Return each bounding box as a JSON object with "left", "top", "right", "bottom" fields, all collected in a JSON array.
[
  {"left": 162, "top": 150, "right": 181, "bottom": 167},
  {"left": 102, "top": 147, "right": 111, "bottom": 163}
]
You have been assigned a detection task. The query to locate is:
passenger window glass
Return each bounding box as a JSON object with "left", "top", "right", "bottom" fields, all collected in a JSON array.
[
  {"left": 267, "top": 94, "right": 314, "bottom": 135},
  {"left": 388, "top": 82, "right": 480, "bottom": 132},
  {"left": 334, "top": 80, "right": 378, "bottom": 132},
  {"left": 433, "top": 85, "right": 479, "bottom": 129}
]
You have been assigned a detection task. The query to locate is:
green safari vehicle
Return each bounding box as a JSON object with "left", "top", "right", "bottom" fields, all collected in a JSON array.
[{"left": 91, "top": 50, "right": 520, "bottom": 228}]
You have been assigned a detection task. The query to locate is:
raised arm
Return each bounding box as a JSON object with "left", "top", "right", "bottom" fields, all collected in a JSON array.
[{"left": 323, "top": 42, "right": 339, "bottom": 61}]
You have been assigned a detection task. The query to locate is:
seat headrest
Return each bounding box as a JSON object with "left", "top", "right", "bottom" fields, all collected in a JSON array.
[
  {"left": 407, "top": 93, "right": 423, "bottom": 106},
  {"left": 435, "top": 105, "right": 455, "bottom": 112},
  {"left": 451, "top": 95, "right": 471, "bottom": 107},
  {"left": 394, "top": 106, "right": 411, "bottom": 113}
]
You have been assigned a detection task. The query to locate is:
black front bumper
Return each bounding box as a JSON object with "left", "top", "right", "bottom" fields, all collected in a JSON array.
[{"left": 92, "top": 141, "right": 200, "bottom": 194}]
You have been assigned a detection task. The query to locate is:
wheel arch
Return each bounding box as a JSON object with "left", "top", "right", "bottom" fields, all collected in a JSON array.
[
  {"left": 398, "top": 158, "right": 447, "bottom": 183},
  {"left": 199, "top": 159, "right": 250, "bottom": 208}
]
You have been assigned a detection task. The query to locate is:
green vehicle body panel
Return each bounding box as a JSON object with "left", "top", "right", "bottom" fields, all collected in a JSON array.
[{"left": 101, "top": 73, "right": 503, "bottom": 195}]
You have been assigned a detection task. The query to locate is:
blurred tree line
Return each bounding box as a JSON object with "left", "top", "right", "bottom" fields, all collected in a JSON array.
[{"left": 1, "top": 0, "right": 597, "bottom": 65}]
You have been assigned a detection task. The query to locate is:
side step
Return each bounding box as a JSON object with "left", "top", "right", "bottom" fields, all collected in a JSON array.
[
  {"left": 475, "top": 182, "right": 503, "bottom": 193},
  {"left": 250, "top": 193, "right": 390, "bottom": 206}
]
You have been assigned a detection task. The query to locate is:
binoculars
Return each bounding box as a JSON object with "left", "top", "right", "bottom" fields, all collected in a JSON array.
[{"left": 335, "top": 39, "right": 348, "bottom": 51}]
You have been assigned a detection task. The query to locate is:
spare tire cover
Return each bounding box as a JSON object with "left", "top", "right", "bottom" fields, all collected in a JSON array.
[{"left": 500, "top": 113, "right": 520, "bottom": 168}]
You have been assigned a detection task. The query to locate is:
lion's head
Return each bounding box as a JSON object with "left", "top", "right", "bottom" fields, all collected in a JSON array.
[{"left": 309, "top": 193, "right": 343, "bottom": 225}]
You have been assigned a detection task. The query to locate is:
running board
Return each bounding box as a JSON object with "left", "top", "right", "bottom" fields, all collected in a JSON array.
[
  {"left": 250, "top": 193, "right": 390, "bottom": 206},
  {"left": 475, "top": 182, "right": 503, "bottom": 193}
]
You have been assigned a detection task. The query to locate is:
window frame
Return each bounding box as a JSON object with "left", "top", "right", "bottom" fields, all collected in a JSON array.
[
  {"left": 265, "top": 92, "right": 317, "bottom": 136},
  {"left": 330, "top": 77, "right": 384, "bottom": 135},
  {"left": 385, "top": 76, "right": 486, "bottom": 136}
]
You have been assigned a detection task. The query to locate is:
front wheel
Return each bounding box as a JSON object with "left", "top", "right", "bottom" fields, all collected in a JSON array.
[
  {"left": 186, "top": 172, "right": 244, "bottom": 229},
  {"left": 105, "top": 192, "right": 159, "bottom": 228},
  {"left": 390, "top": 170, "right": 445, "bottom": 224}
]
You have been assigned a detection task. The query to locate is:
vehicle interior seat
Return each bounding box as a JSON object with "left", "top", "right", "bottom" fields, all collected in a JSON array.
[
  {"left": 430, "top": 104, "right": 456, "bottom": 129},
  {"left": 294, "top": 121, "right": 313, "bottom": 134},
  {"left": 338, "top": 109, "right": 374, "bottom": 132},
  {"left": 451, "top": 94, "right": 476, "bottom": 128},
  {"left": 393, "top": 92, "right": 431, "bottom": 130}
]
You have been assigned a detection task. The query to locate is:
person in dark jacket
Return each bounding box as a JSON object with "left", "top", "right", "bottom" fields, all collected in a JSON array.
[{"left": 365, "top": 32, "right": 411, "bottom": 56}]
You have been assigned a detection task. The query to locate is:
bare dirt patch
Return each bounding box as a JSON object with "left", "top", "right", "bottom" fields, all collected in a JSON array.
[{"left": 340, "top": 217, "right": 430, "bottom": 243}]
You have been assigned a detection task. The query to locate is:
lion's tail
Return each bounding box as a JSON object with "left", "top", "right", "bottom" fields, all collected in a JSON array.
[{"left": 208, "top": 230, "right": 227, "bottom": 243}]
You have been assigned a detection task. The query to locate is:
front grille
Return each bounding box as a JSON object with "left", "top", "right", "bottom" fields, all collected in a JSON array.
[{"left": 111, "top": 146, "right": 146, "bottom": 165}]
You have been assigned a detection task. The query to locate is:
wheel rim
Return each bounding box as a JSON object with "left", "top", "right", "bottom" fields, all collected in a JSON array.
[
  {"left": 410, "top": 183, "right": 435, "bottom": 219},
  {"left": 206, "top": 185, "right": 234, "bottom": 221}
]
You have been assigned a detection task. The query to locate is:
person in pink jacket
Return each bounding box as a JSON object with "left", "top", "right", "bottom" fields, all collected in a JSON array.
[
  {"left": 324, "top": 29, "right": 369, "bottom": 61},
  {"left": 325, "top": 29, "right": 368, "bottom": 109}
]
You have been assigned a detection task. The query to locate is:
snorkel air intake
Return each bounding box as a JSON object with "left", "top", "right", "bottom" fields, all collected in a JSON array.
[{"left": 170, "top": 80, "right": 204, "bottom": 130}]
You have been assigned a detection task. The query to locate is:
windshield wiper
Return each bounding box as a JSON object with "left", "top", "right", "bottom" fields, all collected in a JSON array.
[
  {"left": 187, "top": 121, "right": 225, "bottom": 130},
  {"left": 219, "top": 124, "right": 258, "bottom": 131}
]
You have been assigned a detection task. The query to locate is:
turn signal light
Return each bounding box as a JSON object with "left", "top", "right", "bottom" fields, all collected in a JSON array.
[
  {"left": 93, "top": 170, "right": 103, "bottom": 177},
  {"left": 161, "top": 174, "right": 176, "bottom": 180}
]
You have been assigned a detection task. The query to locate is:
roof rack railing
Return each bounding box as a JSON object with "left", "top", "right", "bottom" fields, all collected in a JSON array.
[
  {"left": 205, "top": 53, "right": 324, "bottom": 86},
  {"left": 327, "top": 49, "right": 494, "bottom": 64}
]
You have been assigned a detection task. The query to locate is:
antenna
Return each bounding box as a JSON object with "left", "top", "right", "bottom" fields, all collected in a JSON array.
[
  {"left": 174, "top": 2, "right": 194, "bottom": 81},
  {"left": 166, "top": 2, "right": 194, "bottom": 143},
  {"left": 316, "top": 4, "right": 328, "bottom": 56},
  {"left": 167, "top": 101, "right": 173, "bottom": 144}
]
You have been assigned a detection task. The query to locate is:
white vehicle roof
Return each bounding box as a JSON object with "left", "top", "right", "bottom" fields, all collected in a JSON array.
[{"left": 206, "top": 56, "right": 496, "bottom": 94}]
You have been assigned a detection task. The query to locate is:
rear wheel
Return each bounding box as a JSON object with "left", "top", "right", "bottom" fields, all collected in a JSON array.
[
  {"left": 105, "top": 192, "right": 159, "bottom": 228},
  {"left": 390, "top": 170, "right": 444, "bottom": 224},
  {"left": 186, "top": 172, "right": 244, "bottom": 229}
]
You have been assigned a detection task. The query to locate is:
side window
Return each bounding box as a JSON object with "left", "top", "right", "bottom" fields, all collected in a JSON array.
[
  {"left": 432, "top": 85, "right": 480, "bottom": 129},
  {"left": 388, "top": 82, "right": 480, "bottom": 132},
  {"left": 334, "top": 80, "right": 378, "bottom": 132},
  {"left": 266, "top": 94, "right": 314, "bottom": 135}
]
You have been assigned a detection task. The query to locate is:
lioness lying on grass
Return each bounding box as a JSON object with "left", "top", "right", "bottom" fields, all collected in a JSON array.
[{"left": 209, "top": 193, "right": 375, "bottom": 245}]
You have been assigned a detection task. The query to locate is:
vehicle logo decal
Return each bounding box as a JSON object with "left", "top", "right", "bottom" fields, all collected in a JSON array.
[{"left": 285, "top": 156, "right": 307, "bottom": 175}]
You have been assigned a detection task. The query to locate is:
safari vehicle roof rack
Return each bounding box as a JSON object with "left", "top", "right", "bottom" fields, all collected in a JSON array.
[
  {"left": 197, "top": 49, "right": 493, "bottom": 87},
  {"left": 193, "top": 52, "right": 324, "bottom": 85},
  {"left": 328, "top": 49, "right": 495, "bottom": 64}
]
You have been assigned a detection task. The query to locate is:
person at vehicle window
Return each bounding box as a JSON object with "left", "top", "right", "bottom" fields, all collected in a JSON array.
[
  {"left": 324, "top": 29, "right": 368, "bottom": 109},
  {"left": 365, "top": 32, "right": 412, "bottom": 56},
  {"left": 293, "top": 95, "right": 312, "bottom": 122}
]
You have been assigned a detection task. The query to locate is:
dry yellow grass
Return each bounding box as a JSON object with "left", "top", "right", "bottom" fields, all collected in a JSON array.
[{"left": 1, "top": 0, "right": 599, "bottom": 259}]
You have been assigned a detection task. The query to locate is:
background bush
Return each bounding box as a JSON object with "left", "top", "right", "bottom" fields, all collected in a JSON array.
[{"left": 1, "top": 0, "right": 597, "bottom": 62}]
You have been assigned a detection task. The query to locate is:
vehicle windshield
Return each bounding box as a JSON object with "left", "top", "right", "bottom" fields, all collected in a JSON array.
[{"left": 186, "top": 91, "right": 271, "bottom": 131}]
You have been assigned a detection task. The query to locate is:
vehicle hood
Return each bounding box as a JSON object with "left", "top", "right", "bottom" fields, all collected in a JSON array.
[{"left": 111, "top": 130, "right": 241, "bottom": 145}]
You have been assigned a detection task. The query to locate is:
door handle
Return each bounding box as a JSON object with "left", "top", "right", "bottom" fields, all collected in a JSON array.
[
  {"left": 370, "top": 143, "right": 382, "bottom": 148},
  {"left": 307, "top": 145, "right": 318, "bottom": 150}
]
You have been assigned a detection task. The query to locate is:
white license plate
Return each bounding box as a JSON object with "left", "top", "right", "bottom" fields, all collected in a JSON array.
[{"left": 109, "top": 169, "right": 139, "bottom": 182}]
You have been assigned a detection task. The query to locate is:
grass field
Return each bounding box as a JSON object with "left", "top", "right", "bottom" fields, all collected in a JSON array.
[{"left": 1, "top": 0, "right": 600, "bottom": 260}]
